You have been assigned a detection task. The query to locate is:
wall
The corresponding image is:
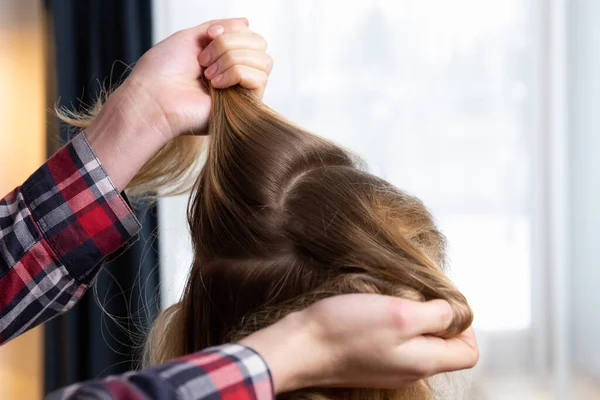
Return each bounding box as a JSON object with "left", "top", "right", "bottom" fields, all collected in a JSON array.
[
  {"left": 0, "top": 0, "right": 47, "bottom": 398},
  {"left": 569, "top": 0, "right": 600, "bottom": 379}
]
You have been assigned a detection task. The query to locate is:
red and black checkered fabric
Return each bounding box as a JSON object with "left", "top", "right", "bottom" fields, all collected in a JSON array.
[
  {"left": 1, "top": 133, "right": 274, "bottom": 400},
  {"left": 0, "top": 133, "right": 141, "bottom": 344}
]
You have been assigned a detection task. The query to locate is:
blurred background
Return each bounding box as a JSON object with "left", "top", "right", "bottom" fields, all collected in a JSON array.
[{"left": 0, "top": 0, "right": 598, "bottom": 399}]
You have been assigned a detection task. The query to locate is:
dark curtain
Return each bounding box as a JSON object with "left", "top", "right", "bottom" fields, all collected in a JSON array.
[{"left": 44, "top": 0, "right": 159, "bottom": 394}]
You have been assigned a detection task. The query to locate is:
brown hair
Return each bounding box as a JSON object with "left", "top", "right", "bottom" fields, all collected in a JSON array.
[
  {"left": 140, "top": 81, "right": 473, "bottom": 399},
  {"left": 63, "top": 79, "right": 474, "bottom": 399}
]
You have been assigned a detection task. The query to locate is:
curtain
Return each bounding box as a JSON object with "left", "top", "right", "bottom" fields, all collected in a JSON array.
[{"left": 44, "top": 0, "right": 158, "bottom": 393}]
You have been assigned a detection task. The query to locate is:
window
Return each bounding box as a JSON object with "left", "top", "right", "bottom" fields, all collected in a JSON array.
[{"left": 154, "top": 1, "right": 599, "bottom": 397}]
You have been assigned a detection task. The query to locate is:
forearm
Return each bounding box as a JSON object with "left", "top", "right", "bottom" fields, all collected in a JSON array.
[
  {"left": 49, "top": 315, "right": 308, "bottom": 400},
  {"left": 84, "top": 79, "right": 171, "bottom": 192},
  {"left": 48, "top": 344, "right": 273, "bottom": 400},
  {"left": 239, "top": 311, "right": 315, "bottom": 394},
  {"left": 0, "top": 135, "right": 140, "bottom": 345}
]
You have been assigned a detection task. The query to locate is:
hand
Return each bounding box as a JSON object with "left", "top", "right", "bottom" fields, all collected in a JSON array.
[
  {"left": 85, "top": 18, "right": 273, "bottom": 191},
  {"left": 239, "top": 294, "right": 479, "bottom": 394},
  {"left": 124, "top": 17, "right": 273, "bottom": 140}
]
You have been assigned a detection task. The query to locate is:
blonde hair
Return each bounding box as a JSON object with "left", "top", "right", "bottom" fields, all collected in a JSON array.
[
  {"left": 56, "top": 90, "right": 204, "bottom": 198},
  {"left": 62, "top": 79, "right": 473, "bottom": 400}
]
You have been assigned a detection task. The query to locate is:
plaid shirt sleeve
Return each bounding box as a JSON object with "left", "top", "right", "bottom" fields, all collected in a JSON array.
[
  {"left": 0, "top": 132, "right": 141, "bottom": 344},
  {"left": 1, "top": 133, "right": 275, "bottom": 400},
  {"left": 48, "top": 344, "right": 274, "bottom": 400}
]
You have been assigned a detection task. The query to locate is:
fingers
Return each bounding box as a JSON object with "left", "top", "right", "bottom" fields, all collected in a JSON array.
[
  {"left": 196, "top": 20, "right": 272, "bottom": 98},
  {"left": 198, "top": 32, "right": 267, "bottom": 67},
  {"left": 183, "top": 18, "right": 249, "bottom": 49},
  {"left": 191, "top": 17, "right": 249, "bottom": 37},
  {"left": 207, "top": 24, "right": 225, "bottom": 38},
  {"left": 231, "top": 17, "right": 249, "bottom": 27},
  {"left": 206, "top": 19, "right": 249, "bottom": 39},
  {"left": 204, "top": 50, "right": 273, "bottom": 80},
  {"left": 389, "top": 298, "right": 454, "bottom": 337},
  {"left": 210, "top": 65, "right": 268, "bottom": 92},
  {"left": 400, "top": 327, "right": 479, "bottom": 377}
]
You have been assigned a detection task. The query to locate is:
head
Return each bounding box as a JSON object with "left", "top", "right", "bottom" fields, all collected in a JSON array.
[
  {"left": 67, "top": 80, "right": 473, "bottom": 399},
  {"left": 134, "top": 81, "right": 473, "bottom": 399}
]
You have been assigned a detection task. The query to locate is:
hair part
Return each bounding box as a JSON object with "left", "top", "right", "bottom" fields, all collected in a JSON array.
[{"left": 60, "top": 78, "right": 474, "bottom": 400}]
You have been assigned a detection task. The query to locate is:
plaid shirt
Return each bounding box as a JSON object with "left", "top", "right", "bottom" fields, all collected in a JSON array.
[{"left": 0, "top": 133, "right": 273, "bottom": 400}]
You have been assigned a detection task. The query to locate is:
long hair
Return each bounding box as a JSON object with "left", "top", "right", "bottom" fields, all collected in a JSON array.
[{"left": 63, "top": 80, "right": 474, "bottom": 399}]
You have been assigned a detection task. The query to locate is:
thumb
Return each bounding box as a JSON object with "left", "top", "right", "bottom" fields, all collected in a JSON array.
[
  {"left": 233, "top": 17, "right": 249, "bottom": 27},
  {"left": 207, "top": 24, "right": 225, "bottom": 38},
  {"left": 206, "top": 18, "right": 249, "bottom": 39}
]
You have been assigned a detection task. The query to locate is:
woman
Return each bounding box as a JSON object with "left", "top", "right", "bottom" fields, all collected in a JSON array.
[{"left": 123, "top": 78, "right": 475, "bottom": 398}]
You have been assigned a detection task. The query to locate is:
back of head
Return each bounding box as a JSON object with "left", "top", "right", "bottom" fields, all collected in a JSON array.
[{"left": 137, "top": 81, "right": 473, "bottom": 400}]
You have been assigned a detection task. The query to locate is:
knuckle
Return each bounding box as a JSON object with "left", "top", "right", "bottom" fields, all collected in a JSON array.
[
  {"left": 415, "top": 359, "right": 437, "bottom": 378},
  {"left": 265, "top": 55, "right": 274, "bottom": 71},
  {"left": 172, "top": 29, "right": 191, "bottom": 41},
  {"left": 231, "top": 65, "right": 244, "bottom": 78},
  {"left": 222, "top": 18, "right": 243, "bottom": 29},
  {"left": 259, "top": 72, "right": 269, "bottom": 85},
  {"left": 467, "top": 347, "right": 480, "bottom": 368},
  {"left": 221, "top": 51, "right": 236, "bottom": 67},
  {"left": 232, "top": 19, "right": 248, "bottom": 29},
  {"left": 389, "top": 301, "right": 414, "bottom": 331},
  {"left": 255, "top": 34, "right": 267, "bottom": 50}
]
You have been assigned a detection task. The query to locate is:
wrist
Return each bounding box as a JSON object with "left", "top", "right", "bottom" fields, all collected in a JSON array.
[
  {"left": 119, "top": 76, "right": 174, "bottom": 141},
  {"left": 239, "top": 311, "right": 318, "bottom": 394},
  {"left": 84, "top": 80, "right": 170, "bottom": 191}
]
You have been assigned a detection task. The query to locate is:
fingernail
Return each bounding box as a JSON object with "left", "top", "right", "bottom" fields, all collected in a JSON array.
[
  {"left": 205, "top": 64, "right": 217, "bottom": 78},
  {"left": 208, "top": 24, "right": 224, "bottom": 37}
]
